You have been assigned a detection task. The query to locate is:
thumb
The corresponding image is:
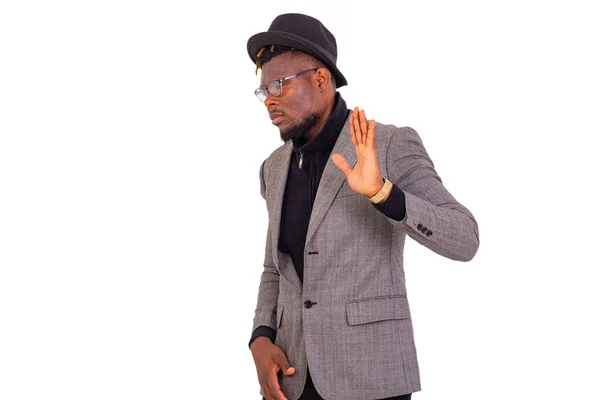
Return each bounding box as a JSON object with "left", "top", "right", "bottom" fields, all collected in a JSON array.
[
  {"left": 332, "top": 154, "right": 352, "bottom": 177},
  {"left": 276, "top": 353, "right": 295, "bottom": 376}
]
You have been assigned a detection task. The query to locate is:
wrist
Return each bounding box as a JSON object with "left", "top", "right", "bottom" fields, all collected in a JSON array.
[
  {"left": 366, "top": 178, "right": 385, "bottom": 198},
  {"left": 369, "top": 178, "right": 393, "bottom": 204},
  {"left": 250, "top": 336, "right": 272, "bottom": 351}
]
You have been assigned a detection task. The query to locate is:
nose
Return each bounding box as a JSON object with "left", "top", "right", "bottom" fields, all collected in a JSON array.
[{"left": 264, "top": 93, "right": 278, "bottom": 108}]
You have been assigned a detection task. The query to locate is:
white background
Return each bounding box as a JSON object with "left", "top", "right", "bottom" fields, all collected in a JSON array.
[{"left": 1, "top": 1, "right": 599, "bottom": 399}]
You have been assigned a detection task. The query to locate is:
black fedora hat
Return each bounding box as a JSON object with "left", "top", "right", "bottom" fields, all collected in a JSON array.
[{"left": 247, "top": 13, "right": 347, "bottom": 88}]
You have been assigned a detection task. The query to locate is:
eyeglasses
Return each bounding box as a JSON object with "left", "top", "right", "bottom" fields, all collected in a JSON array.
[{"left": 254, "top": 68, "right": 318, "bottom": 103}]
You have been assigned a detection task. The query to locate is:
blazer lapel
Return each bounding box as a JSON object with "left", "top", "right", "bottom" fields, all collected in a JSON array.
[
  {"left": 268, "top": 142, "right": 303, "bottom": 292},
  {"left": 306, "top": 117, "right": 356, "bottom": 243}
]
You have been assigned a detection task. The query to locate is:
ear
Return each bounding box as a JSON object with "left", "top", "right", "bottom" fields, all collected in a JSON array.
[{"left": 315, "top": 68, "right": 332, "bottom": 91}]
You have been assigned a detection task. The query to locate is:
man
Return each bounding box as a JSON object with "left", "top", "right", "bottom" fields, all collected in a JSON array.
[{"left": 247, "top": 13, "right": 480, "bottom": 400}]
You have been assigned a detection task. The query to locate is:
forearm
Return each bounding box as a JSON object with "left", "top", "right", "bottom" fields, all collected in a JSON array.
[{"left": 401, "top": 189, "right": 479, "bottom": 261}]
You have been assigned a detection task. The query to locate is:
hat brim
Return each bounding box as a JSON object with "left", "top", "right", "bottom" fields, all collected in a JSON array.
[{"left": 247, "top": 31, "right": 347, "bottom": 88}]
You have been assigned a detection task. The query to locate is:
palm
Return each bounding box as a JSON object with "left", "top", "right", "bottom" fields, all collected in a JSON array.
[{"left": 332, "top": 107, "right": 383, "bottom": 197}]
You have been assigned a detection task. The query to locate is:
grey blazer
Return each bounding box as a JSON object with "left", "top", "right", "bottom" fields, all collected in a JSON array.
[{"left": 252, "top": 115, "right": 480, "bottom": 400}]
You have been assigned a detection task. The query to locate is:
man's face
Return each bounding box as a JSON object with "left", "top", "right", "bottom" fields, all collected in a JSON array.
[{"left": 260, "top": 52, "right": 319, "bottom": 141}]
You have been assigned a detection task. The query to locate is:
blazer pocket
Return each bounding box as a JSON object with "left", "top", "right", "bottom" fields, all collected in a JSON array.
[
  {"left": 346, "top": 295, "right": 410, "bottom": 326},
  {"left": 276, "top": 305, "right": 284, "bottom": 328}
]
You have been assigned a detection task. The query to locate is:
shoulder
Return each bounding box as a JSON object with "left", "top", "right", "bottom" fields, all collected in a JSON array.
[
  {"left": 374, "top": 121, "right": 424, "bottom": 150},
  {"left": 259, "top": 141, "right": 291, "bottom": 184}
]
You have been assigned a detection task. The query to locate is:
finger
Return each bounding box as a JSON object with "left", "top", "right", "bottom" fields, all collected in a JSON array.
[
  {"left": 349, "top": 109, "right": 357, "bottom": 148},
  {"left": 266, "top": 369, "right": 287, "bottom": 400},
  {"left": 274, "top": 352, "right": 295, "bottom": 376},
  {"left": 272, "top": 389, "right": 287, "bottom": 400},
  {"left": 284, "top": 367, "right": 295, "bottom": 376},
  {"left": 353, "top": 109, "right": 363, "bottom": 145},
  {"left": 367, "top": 119, "right": 376, "bottom": 149},
  {"left": 332, "top": 154, "right": 353, "bottom": 177},
  {"left": 281, "top": 365, "right": 295, "bottom": 376},
  {"left": 261, "top": 384, "right": 273, "bottom": 400},
  {"left": 359, "top": 109, "right": 368, "bottom": 140},
  {"left": 260, "top": 380, "right": 273, "bottom": 400}
]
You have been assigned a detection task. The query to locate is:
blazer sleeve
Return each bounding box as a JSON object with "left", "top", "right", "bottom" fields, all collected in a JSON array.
[
  {"left": 251, "top": 160, "right": 280, "bottom": 336},
  {"left": 385, "top": 127, "right": 480, "bottom": 261}
]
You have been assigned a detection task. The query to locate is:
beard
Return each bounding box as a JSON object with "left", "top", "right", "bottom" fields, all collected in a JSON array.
[{"left": 280, "top": 113, "right": 319, "bottom": 142}]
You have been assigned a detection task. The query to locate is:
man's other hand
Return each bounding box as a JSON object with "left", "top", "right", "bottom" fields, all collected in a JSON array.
[{"left": 250, "top": 337, "right": 295, "bottom": 400}]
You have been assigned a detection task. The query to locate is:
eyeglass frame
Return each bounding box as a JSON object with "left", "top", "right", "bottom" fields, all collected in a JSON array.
[{"left": 254, "top": 68, "right": 319, "bottom": 102}]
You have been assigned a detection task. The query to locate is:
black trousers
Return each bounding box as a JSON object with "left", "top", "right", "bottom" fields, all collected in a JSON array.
[{"left": 262, "top": 367, "right": 412, "bottom": 400}]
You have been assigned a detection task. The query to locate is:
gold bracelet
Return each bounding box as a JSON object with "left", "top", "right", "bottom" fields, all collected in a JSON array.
[{"left": 369, "top": 178, "right": 393, "bottom": 204}]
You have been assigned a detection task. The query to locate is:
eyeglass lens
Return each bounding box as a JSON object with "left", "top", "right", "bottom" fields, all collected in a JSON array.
[
  {"left": 255, "top": 80, "right": 283, "bottom": 102},
  {"left": 267, "top": 80, "right": 281, "bottom": 96}
]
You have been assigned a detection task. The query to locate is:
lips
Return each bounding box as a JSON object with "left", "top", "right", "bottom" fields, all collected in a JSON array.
[{"left": 269, "top": 112, "right": 284, "bottom": 125}]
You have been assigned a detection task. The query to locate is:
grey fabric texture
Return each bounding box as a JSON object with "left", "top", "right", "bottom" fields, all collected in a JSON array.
[{"left": 252, "top": 114, "right": 480, "bottom": 400}]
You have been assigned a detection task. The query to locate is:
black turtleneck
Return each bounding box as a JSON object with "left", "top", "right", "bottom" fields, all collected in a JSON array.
[
  {"left": 249, "top": 92, "right": 407, "bottom": 347},
  {"left": 278, "top": 92, "right": 349, "bottom": 283}
]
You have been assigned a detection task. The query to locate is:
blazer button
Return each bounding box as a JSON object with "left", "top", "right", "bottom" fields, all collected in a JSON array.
[
  {"left": 426, "top": 230, "right": 433, "bottom": 237},
  {"left": 417, "top": 223, "right": 423, "bottom": 230},
  {"left": 304, "top": 300, "right": 314, "bottom": 309}
]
